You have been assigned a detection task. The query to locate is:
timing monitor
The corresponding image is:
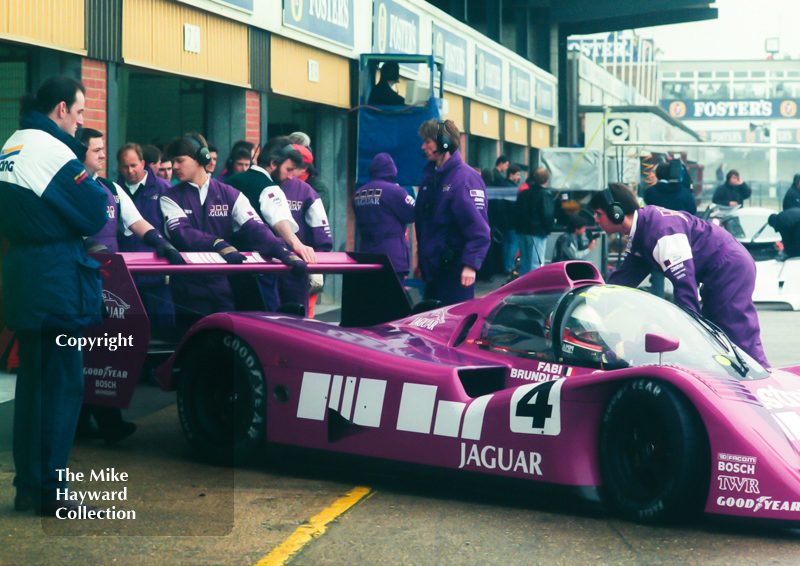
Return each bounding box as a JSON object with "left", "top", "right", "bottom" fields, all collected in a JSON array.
[{"left": 403, "top": 79, "right": 431, "bottom": 105}]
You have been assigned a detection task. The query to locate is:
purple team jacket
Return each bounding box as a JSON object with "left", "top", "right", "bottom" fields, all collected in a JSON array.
[
  {"left": 609, "top": 205, "right": 768, "bottom": 366},
  {"left": 281, "top": 177, "right": 333, "bottom": 252},
  {"left": 353, "top": 153, "right": 415, "bottom": 275},
  {"left": 414, "top": 150, "right": 491, "bottom": 281},
  {"left": 163, "top": 179, "right": 291, "bottom": 315}
]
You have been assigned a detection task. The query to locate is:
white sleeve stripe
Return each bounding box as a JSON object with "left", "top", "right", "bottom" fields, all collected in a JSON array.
[
  {"left": 652, "top": 233, "right": 693, "bottom": 271},
  {"left": 306, "top": 198, "right": 330, "bottom": 228},
  {"left": 115, "top": 183, "right": 143, "bottom": 233},
  {"left": 0, "top": 130, "right": 76, "bottom": 197},
  {"left": 232, "top": 192, "right": 263, "bottom": 232},
  {"left": 259, "top": 187, "right": 298, "bottom": 231}
]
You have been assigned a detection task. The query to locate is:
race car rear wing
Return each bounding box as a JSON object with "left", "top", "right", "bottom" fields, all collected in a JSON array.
[{"left": 81, "top": 251, "right": 410, "bottom": 409}]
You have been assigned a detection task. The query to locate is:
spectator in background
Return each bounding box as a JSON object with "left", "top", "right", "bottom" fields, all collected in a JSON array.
[
  {"left": 288, "top": 131, "right": 331, "bottom": 213},
  {"left": 783, "top": 174, "right": 800, "bottom": 211},
  {"left": 505, "top": 164, "right": 521, "bottom": 187},
  {"left": 353, "top": 152, "right": 415, "bottom": 280},
  {"left": 116, "top": 142, "right": 176, "bottom": 328},
  {"left": 1, "top": 76, "right": 108, "bottom": 517},
  {"left": 216, "top": 140, "right": 256, "bottom": 183},
  {"left": 480, "top": 169, "right": 494, "bottom": 187},
  {"left": 142, "top": 144, "right": 162, "bottom": 172},
  {"left": 160, "top": 134, "right": 305, "bottom": 324},
  {"left": 205, "top": 143, "right": 218, "bottom": 176},
  {"left": 416, "top": 119, "right": 490, "bottom": 305},
  {"left": 157, "top": 158, "right": 173, "bottom": 182},
  {"left": 492, "top": 155, "right": 509, "bottom": 186},
  {"left": 513, "top": 167, "right": 554, "bottom": 274},
  {"left": 281, "top": 145, "right": 333, "bottom": 316},
  {"left": 552, "top": 214, "right": 598, "bottom": 263},
  {"left": 368, "top": 61, "right": 405, "bottom": 106},
  {"left": 768, "top": 209, "right": 800, "bottom": 258},
  {"left": 712, "top": 169, "right": 751, "bottom": 206}
]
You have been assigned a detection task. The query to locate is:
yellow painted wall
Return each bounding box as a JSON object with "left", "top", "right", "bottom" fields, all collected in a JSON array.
[
  {"left": 123, "top": 0, "right": 249, "bottom": 87},
  {"left": 504, "top": 112, "right": 527, "bottom": 146},
  {"left": 0, "top": 0, "right": 84, "bottom": 53},
  {"left": 530, "top": 120, "right": 551, "bottom": 148},
  {"left": 469, "top": 100, "right": 499, "bottom": 140},
  {"left": 271, "top": 36, "right": 350, "bottom": 108},
  {"left": 442, "top": 91, "right": 464, "bottom": 130}
]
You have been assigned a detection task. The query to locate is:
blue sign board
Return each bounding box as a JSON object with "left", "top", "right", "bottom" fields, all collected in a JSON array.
[
  {"left": 283, "top": 0, "right": 355, "bottom": 48},
  {"left": 662, "top": 99, "right": 800, "bottom": 120},
  {"left": 432, "top": 24, "right": 467, "bottom": 89},
  {"left": 509, "top": 63, "right": 531, "bottom": 114},
  {"left": 475, "top": 46, "right": 503, "bottom": 102},
  {"left": 536, "top": 80, "right": 554, "bottom": 120},
  {"left": 372, "top": 0, "right": 419, "bottom": 56}
]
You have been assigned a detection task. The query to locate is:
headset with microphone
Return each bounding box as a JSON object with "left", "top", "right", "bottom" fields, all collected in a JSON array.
[
  {"left": 436, "top": 119, "right": 452, "bottom": 154},
  {"left": 185, "top": 134, "right": 212, "bottom": 167},
  {"left": 599, "top": 186, "right": 625, "bottom": 225}
]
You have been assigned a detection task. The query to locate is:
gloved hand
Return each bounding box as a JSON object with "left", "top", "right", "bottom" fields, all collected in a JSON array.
[
  {"left": 143, "top": 229, "right": 186, "bottom": 265},
  {"left": 213, "top": 238, "right": 247, "bottom": 264},
  {"left": 282, "top": 251, "right": 307, "bottom": 276}
]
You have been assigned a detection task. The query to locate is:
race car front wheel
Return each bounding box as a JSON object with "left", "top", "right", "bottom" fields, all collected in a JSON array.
[
  {"left": 177, "top": 331, "right": 266, "bottom": 466},
  {"left": 599, "top": 379, "right": 709, "bottom": 524}
]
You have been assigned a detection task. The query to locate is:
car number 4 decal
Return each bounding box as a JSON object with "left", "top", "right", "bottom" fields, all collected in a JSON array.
[{"left": 509, "top": 379, "right": 564, "bottom": 435}]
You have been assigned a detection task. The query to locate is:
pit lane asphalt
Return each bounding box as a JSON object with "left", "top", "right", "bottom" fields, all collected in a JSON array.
[{"left": 1, "top": 292, "right": 799, "bottom": 565}]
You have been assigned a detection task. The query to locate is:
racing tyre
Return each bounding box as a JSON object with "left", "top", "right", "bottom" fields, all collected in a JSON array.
[
  {"left": 177, "top": 331, "right": 266, "bottom": 466},
  {"left": 599, "top": 379, "right": 709, "bottom": 524}
]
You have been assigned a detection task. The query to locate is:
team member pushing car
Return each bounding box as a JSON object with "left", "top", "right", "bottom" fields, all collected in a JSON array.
[
  {"left": 160, "top": 133, "right": 306, "bottom": 324},
  {"left": 589, "top": 183, "right": 769, "bottom": 367}
]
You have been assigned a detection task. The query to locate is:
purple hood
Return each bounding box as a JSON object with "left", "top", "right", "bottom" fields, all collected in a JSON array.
[{"left": 369, "top": 153, "right": 397, "bottom": 183}]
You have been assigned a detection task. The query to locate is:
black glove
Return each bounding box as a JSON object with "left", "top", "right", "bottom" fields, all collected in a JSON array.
[
  {"left": 213, "top": 238, "right": 246, "bottom": 264},
  {"left": 282, "top": 250, "right": 307, "bottom": 276},
  {"left": 143, "top": 229, "right": 186, "bottom": 265}
]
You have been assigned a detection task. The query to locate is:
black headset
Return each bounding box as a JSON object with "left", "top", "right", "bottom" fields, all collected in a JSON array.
[
  {"left": 600, "top": 186, "right": 625, "bottom": 225},
  {"left": 436, "top": 120, "right": 452, "bottom": 154},
  {"left": 185, "top": 134, "right": 211, "bottom": 167}
]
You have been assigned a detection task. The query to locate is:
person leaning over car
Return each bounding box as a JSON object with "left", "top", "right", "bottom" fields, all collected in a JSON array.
[
  {"left": 159, "top": 133, "right": 306, "bottom": 326},
  {"left": 768, "top": 209, "right": 800, "bottom": 259},
  {"left": 0, "top": 76, "right": 109, "bottom": 517},
  {"left": 712, "top": 169, "right": 751, "bottom": 206},
  {"left": 590, "top": 183, "right": 768, "bottom": 367},
  {"left": 552, "top": 214, "right": 598, "bottom": 263},
  {"left": 415, "top": 119, "right": 490, "bottom": 306}
]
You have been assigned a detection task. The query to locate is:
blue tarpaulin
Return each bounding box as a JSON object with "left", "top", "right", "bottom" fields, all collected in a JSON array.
[{"left": 357, "top": 100, "right": 442, "bottom": 187}]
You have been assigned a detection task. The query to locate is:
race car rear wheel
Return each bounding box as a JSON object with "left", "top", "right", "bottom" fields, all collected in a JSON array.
[
  {"left": 177, "top": 331, "right": 266, "bottom": 466},
  {"left": 599, "top": 379, "right": 708, "bottom": 524}
]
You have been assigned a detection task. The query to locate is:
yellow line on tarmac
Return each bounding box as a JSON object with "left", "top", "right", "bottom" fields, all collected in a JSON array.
[{"left": 254, "top": 486, "right": 374, "bottom": 566}]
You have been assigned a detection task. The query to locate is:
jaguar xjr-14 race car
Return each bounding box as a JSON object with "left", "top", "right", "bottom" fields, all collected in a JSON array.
[{"left": 87, "top": 253, "right": 800, "bottom": 526}]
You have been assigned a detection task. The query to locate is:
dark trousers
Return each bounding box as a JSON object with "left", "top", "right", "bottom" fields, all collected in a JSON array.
[
  {"left": 13, "top": 330, "right": 83, "bottom": 501},
  {"left": 424, "top": 276, "right": 475, "bottom": 306}
]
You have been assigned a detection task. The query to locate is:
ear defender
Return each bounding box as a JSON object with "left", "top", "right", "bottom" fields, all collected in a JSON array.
[
  {"left": 185, "top": 134, "right": 211, "bottom": 166},
  {"left": 436, "top": 120, "right": 452, "bottom": 153},
  {"left": 602, "top": 187, "right": 625, "bottom": 225}
]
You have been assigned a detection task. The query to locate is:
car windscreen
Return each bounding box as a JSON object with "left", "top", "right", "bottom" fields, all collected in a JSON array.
[
  {"left": 479, "top": 292, "right": 563, "bottom": 362},
  {"left": 556, "top": 285, "right": 769, "bottom": 380}
]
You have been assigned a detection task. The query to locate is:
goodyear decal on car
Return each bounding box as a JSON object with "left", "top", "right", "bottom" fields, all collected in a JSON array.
[{"left": 509, "top": 362, "right": 574, "bottom": 382}]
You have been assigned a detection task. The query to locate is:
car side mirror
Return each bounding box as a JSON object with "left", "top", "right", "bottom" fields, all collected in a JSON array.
[{"left": 645, "top": 333, "right": 679, "bottom": 366}]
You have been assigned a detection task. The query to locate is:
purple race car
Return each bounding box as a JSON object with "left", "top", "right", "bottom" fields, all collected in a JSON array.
[{"left": 88, "top": 253, "right": 800, "bottom": 526}]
